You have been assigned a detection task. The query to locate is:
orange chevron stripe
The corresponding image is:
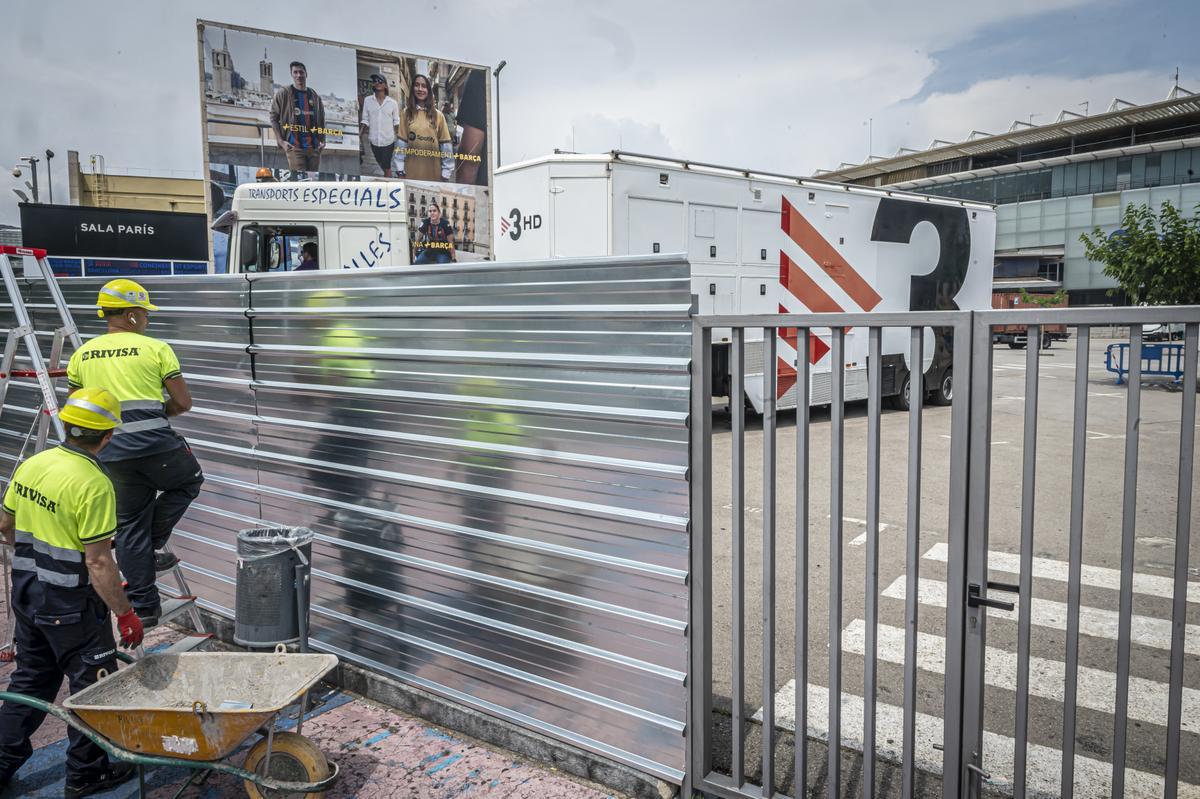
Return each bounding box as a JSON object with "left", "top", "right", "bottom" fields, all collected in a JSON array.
[
  {"left": 776, "top": 356, "right": 797, "bottom": 400},
  {"left": 781, "top": 196, "right": 882, "bottom": 311},
  {"left": 779, "top": 252, "right": 844, "bottom": 313}
]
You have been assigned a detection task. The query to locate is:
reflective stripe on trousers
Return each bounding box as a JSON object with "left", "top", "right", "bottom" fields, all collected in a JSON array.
[
  {"left": 114, "top": 417, "right": 169, "bottom": 434},
  {"left": 119, "top": 399, "right": 164, "bottom": 412}
]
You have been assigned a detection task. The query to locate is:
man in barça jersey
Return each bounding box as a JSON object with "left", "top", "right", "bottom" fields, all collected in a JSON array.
[{"left": 66, "top": 279, "right": 204, "bottom": 627}]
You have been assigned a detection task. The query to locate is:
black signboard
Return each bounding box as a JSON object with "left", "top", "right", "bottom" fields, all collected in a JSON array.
[{"left": 19, "top": 203, "right": 208, "bottom": 262}]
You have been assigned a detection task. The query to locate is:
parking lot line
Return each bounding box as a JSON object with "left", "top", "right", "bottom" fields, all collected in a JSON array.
[
  {"left": 833, "top": 515, "right": 893, "bottom": 547},
  {"left": 938, "top": 434, "right": 1009, "bottom": 445}
]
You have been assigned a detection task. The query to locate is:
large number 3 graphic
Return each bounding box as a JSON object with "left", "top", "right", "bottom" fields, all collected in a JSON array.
[{"left": 869, "top": 198, "right": 972, "bottom": 312}]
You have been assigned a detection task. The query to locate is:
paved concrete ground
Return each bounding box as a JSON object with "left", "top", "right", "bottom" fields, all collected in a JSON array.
[
  {"left": 706, "top": 335, "right": 1199, "bottom": 798},
  {"left": 0, "top": 617, "right": 623, "bottom": 798}
]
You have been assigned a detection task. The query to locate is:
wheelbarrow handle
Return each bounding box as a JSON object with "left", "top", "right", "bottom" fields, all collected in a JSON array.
[{"left": 0, "top": 690, "right": 340, "bottom": 793}]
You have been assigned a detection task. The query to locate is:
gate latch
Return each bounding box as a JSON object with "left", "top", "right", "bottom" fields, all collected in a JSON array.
[{"left": 967, "top": 583, "right": 1015, "bottom": 612}]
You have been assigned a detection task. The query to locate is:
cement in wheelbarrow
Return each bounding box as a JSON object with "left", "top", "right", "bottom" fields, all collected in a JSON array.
[{"left": 63, "top": 652, "right": 338, "bottom": 762}]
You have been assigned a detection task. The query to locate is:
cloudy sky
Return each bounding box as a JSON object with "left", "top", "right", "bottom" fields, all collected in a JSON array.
[{"left": 1, "top": 0, "right": 1197, "bottom": 227}]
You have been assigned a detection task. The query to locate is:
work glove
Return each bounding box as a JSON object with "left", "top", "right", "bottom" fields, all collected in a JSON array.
[{"left": 116, "top": 609, "right": 144, "bottom": 649}]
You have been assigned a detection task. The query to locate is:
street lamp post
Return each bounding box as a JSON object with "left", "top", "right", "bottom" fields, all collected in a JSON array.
[
  {"left": 17, "top": 156, "right": 40, "bottom": 203},
  {"left": 493, "top": 60, "right": 507, "bottom": 167},
  {"left": 44, "top": 150, "right": 54, "bottom": 204}
]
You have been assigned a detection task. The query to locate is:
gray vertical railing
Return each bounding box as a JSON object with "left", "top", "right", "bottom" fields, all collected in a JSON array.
[
  {"left": 1111, "top": 326, "right": 1142, "bottom": 799},
  {"left": 794, "top": 326, "right": 811, "bottom": 799},
  {"left": 730, "top": 328, "right": 746, "bottom": 787},
  {"left": 863, "top": 327, "right": 882, "bottom": 794},
  {"left": 693, "top": 306, "right": 1197, "bottom": 799},
  {"left": 689, "top": 311, "right": 971, "bottom": 799},
  {"left": 828, "top": 327, "right": 845, "bottom": 798},
  {"left": 762, "top": 330, "right": 778, "bottom": 796},
  {"left": 1060, "top": 325, "right": 1090, "bottom": 799},
  {"left": 690, "top": 320, "right": 714, "bottom": 794},
  {"left": 903, "top": 326, "right": 924, "bottom": 797},
  {"left": 1165, "top": 323, "right": 1199, "bottom": 799},
  {"left": 966, "top": 307, "right": 1199, "bottom": 799},
  {"left": 1012, "top": 324, "right": 1040, "bottom": 797}
]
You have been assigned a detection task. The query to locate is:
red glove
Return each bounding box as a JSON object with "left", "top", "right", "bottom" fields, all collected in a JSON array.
[{"left": 117, "top": 609, "right": 144, "bottom": 649}]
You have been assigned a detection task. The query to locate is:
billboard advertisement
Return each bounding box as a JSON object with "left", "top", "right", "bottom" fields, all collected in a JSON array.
[
  {"left": 18, "top": 203, "right": 209, "bottom": 277},
  {"left": 197, "top": 20, "right": 492, "bottom": 266}
]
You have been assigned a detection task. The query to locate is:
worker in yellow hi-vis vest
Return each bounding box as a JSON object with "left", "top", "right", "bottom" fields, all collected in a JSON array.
[
  {"left": 66, "top": 279, "right": 203, "bottom": 628},
  {"left": 0, "top": 388, "right": 143, "bottom": 797}
]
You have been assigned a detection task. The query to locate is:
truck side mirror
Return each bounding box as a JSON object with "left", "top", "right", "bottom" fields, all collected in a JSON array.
[{"left": 239, "top": 228, "right": 261, "bottom": 271}]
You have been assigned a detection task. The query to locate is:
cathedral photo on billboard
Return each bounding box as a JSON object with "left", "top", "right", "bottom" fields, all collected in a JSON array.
[{"left": 200, "top": 23, "right": 360, "bottom": 172}]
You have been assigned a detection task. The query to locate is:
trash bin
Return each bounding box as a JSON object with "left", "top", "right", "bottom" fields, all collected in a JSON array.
[{"left": 234, "top": 526, "right": 314, "bottom": 647}]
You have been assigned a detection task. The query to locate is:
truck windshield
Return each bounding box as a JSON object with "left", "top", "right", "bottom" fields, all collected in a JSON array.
[{"left": 245, "top": 226, "right": 319, "bottom": 272}]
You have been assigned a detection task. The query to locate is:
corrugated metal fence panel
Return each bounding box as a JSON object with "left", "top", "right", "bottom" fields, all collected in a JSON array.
[
  {"left": 0, "top": 255, "right": 694, "bottom": 783},
  {"left": 245, "top": 257, "right": 693, "bottom": 780}
]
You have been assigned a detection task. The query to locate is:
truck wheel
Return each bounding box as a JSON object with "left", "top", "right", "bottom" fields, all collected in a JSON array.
[
  {"left": 930, "top": 370, "right": 953, "bottom": 406},
  {"left": 1042, "top": 334, "right": 1053, "bottom": 349},
  {"left": 889, "top": 374, "right": 912, "bottom": 411},
  {"left": 1008, "top": 342, "right": 1025, "bottom": 350}
]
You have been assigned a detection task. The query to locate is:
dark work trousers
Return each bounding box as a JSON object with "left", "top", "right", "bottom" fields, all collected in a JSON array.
[
  {"left": 107, "top": 444, "right": 204, "bottom": 614},
  {"left": 0, "top": 598, "right": 118, "bottom": 781}
]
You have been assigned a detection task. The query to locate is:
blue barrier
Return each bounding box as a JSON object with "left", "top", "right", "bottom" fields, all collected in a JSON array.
[{"left": 1105, "top": 342, "right": 1186, "bottom": 385}]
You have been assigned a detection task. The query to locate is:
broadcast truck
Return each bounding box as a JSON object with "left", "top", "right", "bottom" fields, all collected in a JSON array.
[{"left": 494, "top": 151, "right": 997, "bottom": 412}]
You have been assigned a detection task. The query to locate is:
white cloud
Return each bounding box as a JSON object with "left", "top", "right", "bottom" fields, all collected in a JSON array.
[{"left": 0, "top": 0, "right": 1186, "bottom": 231}]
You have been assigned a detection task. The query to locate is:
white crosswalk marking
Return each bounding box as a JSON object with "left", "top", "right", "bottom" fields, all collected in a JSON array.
[
  {"left": 882, "top": 575, "right": 1200, "bottom": 655},
  {"left": 922, "top": 541, "right": 1200, "bottom": 604},
  {"left": 753, "top": 543, "right": 1200, "bottom": 797},
  {"left": 759, "top": 681, "right": 1196, "bottom": 798},
  {"left": 843, "top": 619, "right": 1200, "bottom": 732}
]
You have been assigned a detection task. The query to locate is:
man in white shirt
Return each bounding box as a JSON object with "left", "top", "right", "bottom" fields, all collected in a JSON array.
[{"left": 360, "top": 74, "right": 401, "bottom": 177}]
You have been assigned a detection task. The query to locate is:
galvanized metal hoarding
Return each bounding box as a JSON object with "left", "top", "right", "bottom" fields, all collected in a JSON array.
[{"left": 0, "top": 254, "right": 692, "bottom": 782}]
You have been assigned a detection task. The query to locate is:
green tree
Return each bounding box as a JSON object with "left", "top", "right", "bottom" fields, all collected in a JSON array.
[
  {"left": 1080, "top": 201, "right": 1200, "bottom": 305},
  {"left": 1018, "top": 288, "right": 1067, "bottom": 308}
]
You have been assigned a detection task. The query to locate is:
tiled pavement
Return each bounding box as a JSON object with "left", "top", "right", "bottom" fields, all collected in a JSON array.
[{"left": 0, "top": 604, "right": 622, "bottom": 799}]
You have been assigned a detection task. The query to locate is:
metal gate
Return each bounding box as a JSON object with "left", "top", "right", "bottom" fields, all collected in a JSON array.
[{"left": 688, "top": 306, "right": 1199, "bottom": 799}]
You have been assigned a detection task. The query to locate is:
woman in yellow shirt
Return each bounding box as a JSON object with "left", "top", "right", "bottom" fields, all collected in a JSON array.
[{"left": 394, "top": 74, "right": 454, "bottom": 182}]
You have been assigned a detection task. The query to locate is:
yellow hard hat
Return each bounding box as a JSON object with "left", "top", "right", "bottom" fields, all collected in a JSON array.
[
  {"left": 95, "top": 279, "right": 158, "bottom": 319},
  {"left": 60, "top": 387, "right": 122, "bottom": 432}
]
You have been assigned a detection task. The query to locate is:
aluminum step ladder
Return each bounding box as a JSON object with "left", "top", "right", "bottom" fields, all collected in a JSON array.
[{"left": 0, "top": 246, "right": 207, "bottom": 659}]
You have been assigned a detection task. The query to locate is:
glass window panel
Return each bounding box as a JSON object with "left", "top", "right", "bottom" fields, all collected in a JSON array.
[
  {"left": 1051, "top": 165, "right": 1064, "bottom": 197},
  {"left": 1090, "top": 161, "right": 1104, "bottom": 192},
  {"left": 1131, "top": 155, "right": 1146, "bottom": 188},
  {"left": 1037, "top": 169, "right": 1052, "bottom": 198},
  {"left": 1103, "top": 158, "right": 1118, "bottom": 191},
  {"left": 1076, "top": 163, "right": 1090, "bottom": 194},
  {"left": 1146, "top": 154, "right": 1160, "bottom": 187},
  {"left": 1161, "top": 151, "right": 1176, "bottom": 182},
  {"left": 1063, "top": 163, "right": 1077, "bottom": 195}
]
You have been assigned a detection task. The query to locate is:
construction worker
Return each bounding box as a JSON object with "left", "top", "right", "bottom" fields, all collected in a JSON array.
[
  {"left": 66, "top": 279, "right": 203, "bottom": 627},
  {"left": 0, "top": 388, "right": 143, "bottom": 797}
]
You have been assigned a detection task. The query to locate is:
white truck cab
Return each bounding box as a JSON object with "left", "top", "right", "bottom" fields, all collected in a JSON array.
[{"left": 214, "top": 181, "right": 410, "bottom": 273}]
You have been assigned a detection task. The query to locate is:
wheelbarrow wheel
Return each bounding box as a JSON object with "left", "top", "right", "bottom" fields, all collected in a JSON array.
[{"left": 242, "top": 731, "right": 330, "bottom": 798}]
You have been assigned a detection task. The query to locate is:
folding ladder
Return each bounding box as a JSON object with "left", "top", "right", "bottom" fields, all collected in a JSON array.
[{"left": 0, "top": 245, "right": 209, "bottom": 658}]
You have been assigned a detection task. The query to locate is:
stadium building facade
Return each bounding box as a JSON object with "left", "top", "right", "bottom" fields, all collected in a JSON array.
[{"left": 816, "top": 87, "right": 1200, "bottom": 304}]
